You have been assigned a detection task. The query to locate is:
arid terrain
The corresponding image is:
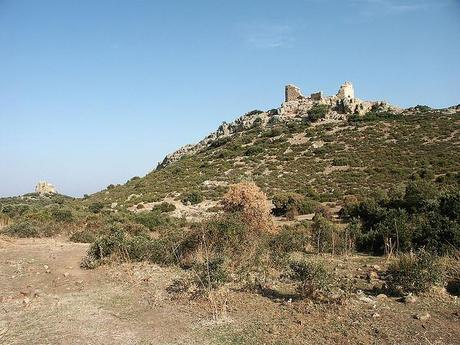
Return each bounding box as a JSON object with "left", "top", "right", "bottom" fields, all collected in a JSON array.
[
  {"left": 1, "top": 85, "right": 459, "bottom": 345},
  {"left": 1, "top": 236, "right": 459, "bottom": 345}
]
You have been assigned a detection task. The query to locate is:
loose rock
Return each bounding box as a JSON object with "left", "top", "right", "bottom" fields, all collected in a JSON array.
[{"left": 415, "top": 313, "right": 430, "bottom": 321}]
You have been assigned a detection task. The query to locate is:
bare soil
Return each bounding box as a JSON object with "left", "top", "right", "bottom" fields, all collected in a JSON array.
[{"left": 1, "top": 237, "right": 459, "bottom": 345}]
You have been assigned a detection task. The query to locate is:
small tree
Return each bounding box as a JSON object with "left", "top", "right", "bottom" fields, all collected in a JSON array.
[{"left": 312, "top": 214, "right": 338, "bottom": 254}]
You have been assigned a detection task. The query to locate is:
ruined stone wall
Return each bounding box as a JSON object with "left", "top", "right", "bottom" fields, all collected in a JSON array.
[
  {"left": 310, "top": 92, "right": 323, "bottom": 101},
  {"left": 285, "top": 84, "right": 303, "bottom": 102}
]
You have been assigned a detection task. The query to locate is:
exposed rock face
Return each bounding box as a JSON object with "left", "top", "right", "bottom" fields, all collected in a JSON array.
[
  {"left": 35, "top": 181, "right": 56, "bottom": 195},
  {"left": 157, "top": 82, "right": 401, "bottom": 169}
]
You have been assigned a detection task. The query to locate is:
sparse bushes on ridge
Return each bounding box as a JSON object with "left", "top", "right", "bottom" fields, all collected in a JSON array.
[
  {"left": 414, "top": 105, "right": 431, "bottom": 112},
  {"left": 348, "top": 111, "right": 400, "bottom": 123}
]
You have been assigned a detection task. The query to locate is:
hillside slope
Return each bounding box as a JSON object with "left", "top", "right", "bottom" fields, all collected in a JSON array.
[{"left": 85, "top": 83, "right": 459, "bottom": 215}]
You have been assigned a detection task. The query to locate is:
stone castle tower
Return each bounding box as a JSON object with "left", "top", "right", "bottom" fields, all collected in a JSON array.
[
  {"left": 336, "top": 81, "right": 354, "bottom": 100},
  {"left": 35, "top": 181, "right": 56, "bottom": 195}
]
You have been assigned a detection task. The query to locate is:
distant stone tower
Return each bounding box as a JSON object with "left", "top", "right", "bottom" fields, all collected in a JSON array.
[
  {"left": 285, "top": 84, "right": 303, "bottom": 102},
  {"left": 35, "top": 181, "right": 56, "bottom": 195},
  {"left": 337, "top": 81, "right": 355, "bottom": 100}
]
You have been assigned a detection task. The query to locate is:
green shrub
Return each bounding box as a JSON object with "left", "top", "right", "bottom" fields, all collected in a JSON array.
[
  {"left": 414, "top": 105, "right": 431, "bottom": 112},
  {"left": 70, "top": 229, "right": 97, "bottom": 243},
  {"left": 151, "top": 202, "right": 176, "bottom": 213},
  {"left": 88, "top": 202, "right": 104, "bottom": 214},
  {"left": 386, "top": 250, "right": 444, "bottom": 295},
  {"left": 133, "top": 212, "right": 173, "bottom": 230},
  {"left": 244, "top": 145, "right": 264, "bottom": 156},
  {"left": 81, "top": 227, "right": 179, "bottom": 269},
  {"left": 261, "top": 128, "right": 283, "bottom": 138},
  {"left": 3, "top": 221, "right": 40, "bottom": 237},
  {"left": 308, "top": 104, "right": 329, "bottom": 122},
  {"left": 349, "top": 111, "right": 400, "bottom": 123},
  {"left": 272, "top": 192, "right": 316, "bottom": 217},
  {"left": 246, "top": 109, "right": 263, "bottom": 116},
  {"left": 1, "top": 204, "right": 30, "bottom": 218},
  {"left": 210, "top": 137, "right": 231, "bottom": 148},
  {"left": 2, "top": 221, "right": 57, "bottom": 238},
  {"left": 51, "top": 209, "right": 73, "bottom": 222},
  {"left": 181, "top": 191, "right": 203, "bottom": 205},
  {"left": 290, "top": 259, "right": 336, "bottom": 298},
  {"left": 270, "top": 224, "right": 310, "bottom": 257},
  {"left": 404, "top": 179, "right": 439, "bottom": 211}
]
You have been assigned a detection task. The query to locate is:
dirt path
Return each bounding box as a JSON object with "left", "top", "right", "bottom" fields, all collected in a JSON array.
[
  {"left": 1, "top": 237, "right": 459, "bottom": 345},
  {"left": 0, "top": 237, "right": 211, "bottom": 345}
]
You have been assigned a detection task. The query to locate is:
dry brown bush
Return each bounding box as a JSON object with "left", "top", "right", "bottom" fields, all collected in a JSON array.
[{"left": 221, "top": 181, "right": 275, "bottom": 233}]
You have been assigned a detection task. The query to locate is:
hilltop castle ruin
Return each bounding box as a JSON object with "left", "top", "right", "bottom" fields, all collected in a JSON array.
[
  {"left": 157, "top": 82, "right": 400, "bottom": 168},
  {"left": 281, "top": 81, "right": 395, "bottom": 118},
  {"left": 35, "top": 181, "right": 56, "bottom": 195}
]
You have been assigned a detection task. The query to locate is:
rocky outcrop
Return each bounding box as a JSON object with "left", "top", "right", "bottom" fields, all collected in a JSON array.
[
  {"left": 157, "top": 82, "right": 401, "bottom": 169},
  {"left": 35, "top": 181, "right": 56, "bottom": 195}
]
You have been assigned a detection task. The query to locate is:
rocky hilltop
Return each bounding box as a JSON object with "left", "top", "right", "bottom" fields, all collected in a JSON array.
[
  {"left": 83, "top": 82, "right": 458, "bottom": 216},
  {"left": 158, "top": 82, "right": 401, "bottom": 168}
]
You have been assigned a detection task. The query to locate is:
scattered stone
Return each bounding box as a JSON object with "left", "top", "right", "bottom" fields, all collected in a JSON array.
[
  {"left": 415, "top": 313, "right": 430, "bottom": 321},
  {"left": 403, "top": 294, "right": 417, "bottom": 304},
  {"left": 63, "top": 272, "right": 70, "bottom": 277},
  {"left": 45, "top": 269, "right": 51, "bottom": 274},
  {"left": 367, "top": 271, "right": 379, "bottom": 281},
  {"left": 356, "top": 291, "right": 375, "bottom": 304},
  {"left": 22, "top": 297, "right": 30, "bottom": 305},
  {"left": 376, "top": 294, "right": 388, "bottom": 300},
  {"left": 43, "top": 265, "right": 49, "bottom": 270},
  {"left": 372, "top": 313, "right": 381, "bottom": 319},
  {"left": 372, "top": 265, "right": 381, "bottom": 271}
]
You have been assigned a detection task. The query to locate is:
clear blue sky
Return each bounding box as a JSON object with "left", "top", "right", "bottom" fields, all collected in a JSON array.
[{"left": 1, "top": 0, "right": 459, "bottom": 197}]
